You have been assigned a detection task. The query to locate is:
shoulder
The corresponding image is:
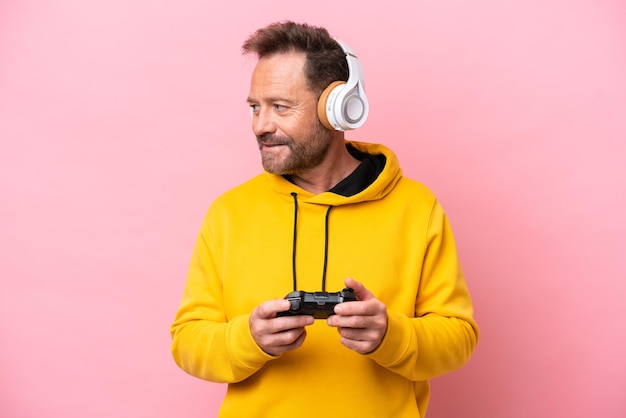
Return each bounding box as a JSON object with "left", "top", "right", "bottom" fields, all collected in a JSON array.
[
  {"left": 202, "top": 174, "right": 268, "bottom": 219},
  {"left": 214, "top": 174, "right": 268, "bottom": 203},
  {"left": 394, "top": 176, "right": 437, "bottom": 202}
]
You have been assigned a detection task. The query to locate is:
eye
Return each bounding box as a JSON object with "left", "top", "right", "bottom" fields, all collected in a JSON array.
[
  {"left": 273, "top": 104, "right": 285, "bottom": 112},
  {"left": 249, "top": 104, "right": 259, "bottom": 116}
]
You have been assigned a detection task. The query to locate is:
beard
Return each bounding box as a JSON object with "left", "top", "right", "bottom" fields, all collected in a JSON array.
[{"left": 257, "top": 122, "right": 333, "bottom": 175}]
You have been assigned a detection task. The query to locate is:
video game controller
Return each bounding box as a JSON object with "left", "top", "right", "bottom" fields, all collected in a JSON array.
[{"left": 277, "top": 288, "right": 357, "bottom": 319}]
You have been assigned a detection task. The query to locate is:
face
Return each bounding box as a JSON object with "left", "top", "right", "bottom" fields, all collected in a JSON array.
[{"left": 247, "top": 51, "right": 333, "bottom": 176}]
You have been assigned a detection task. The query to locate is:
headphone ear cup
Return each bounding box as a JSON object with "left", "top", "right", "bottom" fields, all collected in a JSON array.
[{"left": 317, "top": 81, "right": 345, "bottom": 130}]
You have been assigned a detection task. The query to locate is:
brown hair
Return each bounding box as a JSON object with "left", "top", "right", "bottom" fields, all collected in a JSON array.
[{"left": 241, "top": 21, "right": 348, "bottom": 96}]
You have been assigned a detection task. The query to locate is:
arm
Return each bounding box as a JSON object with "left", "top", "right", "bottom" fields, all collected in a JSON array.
[
  {"left": 170, "top": 219, "right": 313, "bottom": 383},
  {"left": 329, "top": 199, "right": 479, "bottom": 381}
]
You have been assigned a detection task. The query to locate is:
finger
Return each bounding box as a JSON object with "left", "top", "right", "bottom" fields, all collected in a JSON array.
[
  {"left": 333, "top": 298, "right": 385, "bottom": 318},
  {"left": 256, "top": 299, "right": 292, "bottom": 319},
  {"left": 345, "top": 277, "right": 374, "bottom": 301},
  {"left": 273, "top": 327, "right": 308, "bottom": 355},
  {"left": 339, "top": 336, "right": 379, "bottom": 354},
  {"left": 329, "top": 309, "right": 387, "bottom": 332},
  {"left": 275, "top": 315, "right": 315, "bottom": 331},
  {"left": 251, "top": 313, "right": 314, "bottom": 340},
  {"left": 256, "top": 327, "right": 308, "bottom": 356},
  {"left": 274, "top": 327, "right": 307, "bottom": 347},
  {"left": 336, "top": 323, "right": 387, "bottom": 354},
  {"left": 285, "top": 327, "right": 307, "bottom": 350},
  {"left": 338, "top": 326, "right": 376, "bottom": 340},
  {"left": 328, "top": 311, "right": 366, "bottom": 328}
]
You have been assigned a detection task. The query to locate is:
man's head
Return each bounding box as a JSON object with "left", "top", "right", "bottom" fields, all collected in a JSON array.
[{"left": 243, "top": 21, "right": 348, "bottom": 177}]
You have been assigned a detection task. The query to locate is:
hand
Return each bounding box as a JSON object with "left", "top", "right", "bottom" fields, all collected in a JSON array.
[
  {"left": 250, "top": 298, "right": 314, "bottom": 356},
  {"left": 327, "top": 278, "right": 388, "bottom": 354}
]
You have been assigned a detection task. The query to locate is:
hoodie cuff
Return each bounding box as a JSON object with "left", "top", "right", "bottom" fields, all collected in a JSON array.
[
  {"left": 366, "top": 310, "right": 414, "bottom": 366},
  {"left": 228, "top": 314, "right": 278, "bottom": 369}
]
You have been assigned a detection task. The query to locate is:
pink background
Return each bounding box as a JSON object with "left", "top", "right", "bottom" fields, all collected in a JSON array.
[{"left": 1, "top": 1, "right": 625, "bottom": 417}]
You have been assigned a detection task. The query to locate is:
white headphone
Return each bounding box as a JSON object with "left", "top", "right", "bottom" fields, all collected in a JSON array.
[{"left": 317, "top": 39, "right": 369, "bottom": 131}]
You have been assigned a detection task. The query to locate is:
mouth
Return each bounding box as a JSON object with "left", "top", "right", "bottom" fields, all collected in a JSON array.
[
  {"left": 259, "top": 141, "right": 289, "bottom": 151},
  {"left": 257, "top": 133, "right": 292, "bottom": 153}
]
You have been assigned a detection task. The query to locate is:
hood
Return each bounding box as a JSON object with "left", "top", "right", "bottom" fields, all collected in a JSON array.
[{"left": 263, "top": 140, "right": 403, "bottom": 206}]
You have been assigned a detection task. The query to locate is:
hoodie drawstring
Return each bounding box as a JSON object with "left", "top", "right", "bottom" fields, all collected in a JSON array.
[
  {"left": 290, "top": 192, "right": 333, "bottom": 292},
  {"left": 321, "top": 205, "right": 332, "bottom": 292},
  {"left": 290, "top": 193, "right": 299, "bottom": 292}
]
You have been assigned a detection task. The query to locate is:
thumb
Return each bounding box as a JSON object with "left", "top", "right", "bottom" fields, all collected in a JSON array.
[{"left": 345, "top": 277, "right": 374, "bottom": 301}]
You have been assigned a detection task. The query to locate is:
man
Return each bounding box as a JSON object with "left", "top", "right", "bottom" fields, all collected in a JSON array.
[{"left": 171, "top": 21, "right": 478, "bottom": 418}]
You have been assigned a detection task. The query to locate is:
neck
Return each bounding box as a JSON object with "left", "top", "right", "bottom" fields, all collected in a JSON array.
[{"left": 288, "top": 140, "right": 360, "bottom": 195}]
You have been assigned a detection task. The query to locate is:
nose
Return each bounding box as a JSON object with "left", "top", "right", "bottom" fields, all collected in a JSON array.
[{"left": 251, "top": 107, "right": 277, "bottom": 137}]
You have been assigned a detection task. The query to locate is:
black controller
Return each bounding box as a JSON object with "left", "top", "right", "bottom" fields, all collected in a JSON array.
[{"left": 277, "top": 288, "right": 357, "bottom": 319}]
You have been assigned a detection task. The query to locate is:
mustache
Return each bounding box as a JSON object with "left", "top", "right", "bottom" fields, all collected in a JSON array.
[{"left": 257, "top": 133, "right": 292, "bottom": 146}]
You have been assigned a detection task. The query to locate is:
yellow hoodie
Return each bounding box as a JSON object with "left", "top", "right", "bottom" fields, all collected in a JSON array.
[{"left": 171, "top": 141, "right": 478, "bottom": 417}]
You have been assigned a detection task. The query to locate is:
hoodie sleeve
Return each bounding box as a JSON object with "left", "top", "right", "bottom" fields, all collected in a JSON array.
[
  {"left": 170, "top": 211, "right": 276, "bottom": 383},
  {"left": 366, "top": 198, "right": 479, "bottom": 380}
]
